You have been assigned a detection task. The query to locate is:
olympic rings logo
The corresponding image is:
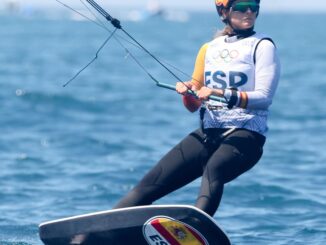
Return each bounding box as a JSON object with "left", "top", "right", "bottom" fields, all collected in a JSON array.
[{"left": 215, "top": 49, "right": 239, "bottom": 63}]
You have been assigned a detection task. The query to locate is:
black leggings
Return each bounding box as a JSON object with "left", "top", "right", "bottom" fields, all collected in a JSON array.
[{"left": 114, "top": 128, "right": 265, "bottom": 216}]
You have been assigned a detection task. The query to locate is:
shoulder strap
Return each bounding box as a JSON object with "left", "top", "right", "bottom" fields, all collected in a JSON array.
[{"left": 253, "top": 38, "right": 275, "bottom": 64}]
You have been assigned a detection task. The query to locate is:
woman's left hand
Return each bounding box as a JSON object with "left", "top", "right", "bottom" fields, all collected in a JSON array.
[
  {"left": 196, "top": 87, "right": 224, "bottom": 100},
  {"left": 196, "top": 87, "right": 214, "bottom": 100}
]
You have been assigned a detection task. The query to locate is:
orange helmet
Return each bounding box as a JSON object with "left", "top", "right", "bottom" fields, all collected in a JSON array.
[
  {"left": 216, "top": 0, "right": 260, "bottom": 8},
  {"left": 215, "top": 0, "right": 234, "bottom": 8}
]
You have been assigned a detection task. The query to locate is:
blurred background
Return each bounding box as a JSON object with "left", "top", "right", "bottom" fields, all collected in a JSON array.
[{"left": 1, "top": 0, "right": 326, "bottom": 244}]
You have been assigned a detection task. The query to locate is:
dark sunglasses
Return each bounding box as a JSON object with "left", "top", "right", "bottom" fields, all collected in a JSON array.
[{"left": 231, "top": 2, "right": 260, "bottom": 13}]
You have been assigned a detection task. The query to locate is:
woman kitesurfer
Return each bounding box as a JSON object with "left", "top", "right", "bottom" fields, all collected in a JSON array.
[{"left": 115, "top": 0, "right": 281, "bottom": 217}]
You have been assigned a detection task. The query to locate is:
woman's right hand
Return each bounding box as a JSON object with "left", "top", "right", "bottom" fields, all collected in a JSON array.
[
  {"left": 176, "top": 81, "right": 202, "bottom": 112},
  {"left": 176, "top": 81, "right": 194, "bottom": 95}
]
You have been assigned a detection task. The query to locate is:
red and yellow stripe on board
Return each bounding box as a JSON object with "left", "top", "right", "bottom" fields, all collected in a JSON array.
[{"left": 149, "top": 217, "right": 207, "bottom": 245}]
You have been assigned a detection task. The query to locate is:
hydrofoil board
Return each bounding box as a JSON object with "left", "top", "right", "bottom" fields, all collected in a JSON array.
[{"left": 39, "top": 205, "right": 230, "bottom": 245}]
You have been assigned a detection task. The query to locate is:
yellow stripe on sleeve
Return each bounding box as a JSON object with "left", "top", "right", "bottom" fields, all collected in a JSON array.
[{"left": 191, "top": 43, "right": 208, "bottom": 90}]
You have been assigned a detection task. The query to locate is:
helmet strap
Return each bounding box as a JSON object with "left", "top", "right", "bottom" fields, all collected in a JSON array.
[{"left": 229, "top": 24, "right": 255, "bottom": 37}]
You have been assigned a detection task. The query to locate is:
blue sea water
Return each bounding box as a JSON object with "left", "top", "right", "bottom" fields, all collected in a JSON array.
[{"left": 0, "top": 9, "right": 326, "bottom": 245}]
